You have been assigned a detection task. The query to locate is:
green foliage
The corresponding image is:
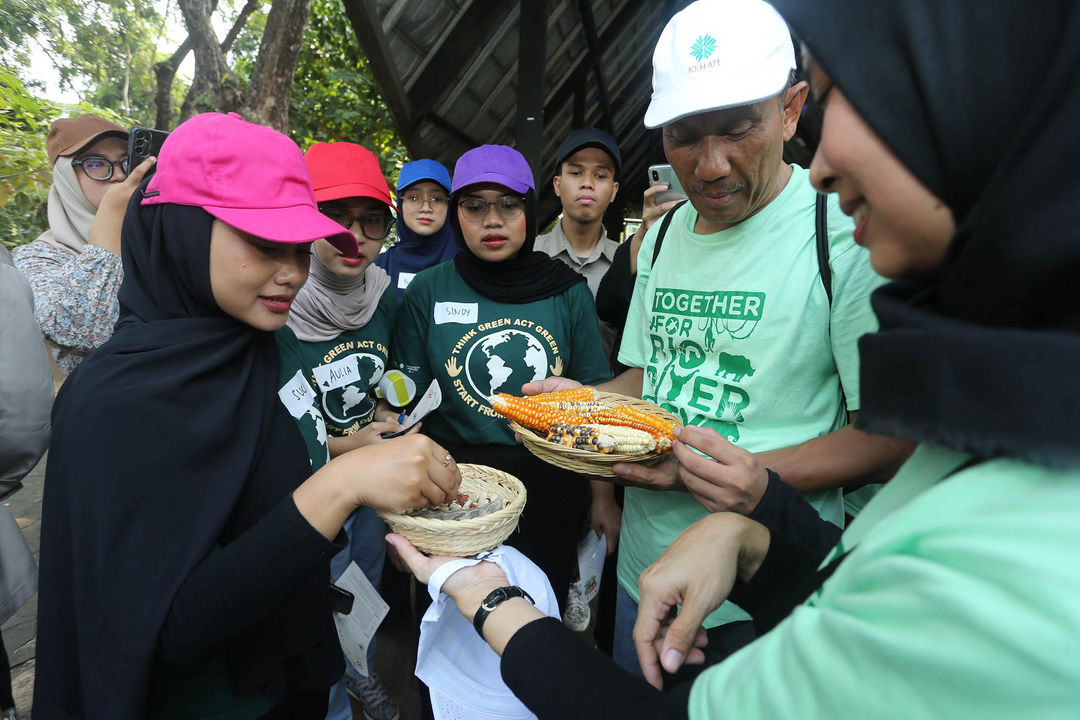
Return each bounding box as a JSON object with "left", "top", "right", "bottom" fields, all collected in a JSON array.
[
  {"left": 289, "top": 0, "right": 407, "bottom": 186},
  {"left": 0, "top": 67, "right": 133, "bottom": 247}
]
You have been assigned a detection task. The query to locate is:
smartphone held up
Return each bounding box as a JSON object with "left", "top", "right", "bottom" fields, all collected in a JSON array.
[{"left": 648, "top": 164, "right": 688, "bottom": 205}]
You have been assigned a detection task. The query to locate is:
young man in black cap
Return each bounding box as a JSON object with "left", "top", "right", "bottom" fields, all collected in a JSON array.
[{"left": 535, "top": 128, "right": 621, "bottom": 299}]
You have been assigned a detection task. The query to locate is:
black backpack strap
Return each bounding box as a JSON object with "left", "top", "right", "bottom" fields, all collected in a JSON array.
[
  {"left": 650, "top": 199, "right": 688, "bottom": 267},
  {"left": 815, "top": 193, "right": 832, "bottom": 306}
]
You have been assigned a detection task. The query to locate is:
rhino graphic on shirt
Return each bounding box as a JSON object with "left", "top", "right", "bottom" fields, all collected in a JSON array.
[{"left": 715, "top": 352, "right": 755, "bottom": 382}]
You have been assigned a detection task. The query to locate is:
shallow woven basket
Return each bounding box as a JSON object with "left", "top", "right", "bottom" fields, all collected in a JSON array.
[
  {"left": 508, "top": 391, "right": 681, "bottom": 477},
  {"left": 378, "top": 463, "right": 526, "bottom": 557}
]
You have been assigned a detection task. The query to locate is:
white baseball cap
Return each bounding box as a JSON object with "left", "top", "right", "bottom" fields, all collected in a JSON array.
[{"left": 644, "top": 0, "right": 796, "bottom": 128}]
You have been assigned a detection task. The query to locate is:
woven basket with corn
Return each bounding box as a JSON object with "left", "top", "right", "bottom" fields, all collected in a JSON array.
[{"left": 489, "top": 388, "right": 681, "bottom": 477}]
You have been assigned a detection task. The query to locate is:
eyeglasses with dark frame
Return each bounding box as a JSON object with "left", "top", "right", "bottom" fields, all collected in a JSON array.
[
  {"left": 318, "top": 205, "right": 394, "bottom": 241},
  {"left": 457, "top": 195, "right": 526, "bottom": 224},
  {"left": 72, "top": 156, "right": 129, "bottom": 181}
]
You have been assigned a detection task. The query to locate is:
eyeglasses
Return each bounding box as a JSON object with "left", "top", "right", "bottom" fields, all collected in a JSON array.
[
  {"left": 318, "top": 206, "right": 394, "bottom": 241},
  {"left": 402, "top": 192, "right": 448, "bottom": 210},
  {"left": 458, "top": 195, "right": 526, "bottom": 224},
  {"left": 72, "top": 156, "right": 128, "bottom": 181}
]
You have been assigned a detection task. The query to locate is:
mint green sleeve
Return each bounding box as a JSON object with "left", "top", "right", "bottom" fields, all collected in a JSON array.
[
  {"left": 822, "top": 197, "right": 885, "bottom": 412},
  {"left": 616, "top": 221, "right": 661, "bottom": 370},
  {"left": 389, "top": 273, "right": 433, "bottom": 394},
  {"left": 565, "top": 282, "right": 612, "bottom": 386},
  {"left": 689, "top": 460, "right": 1080, "bottom": 719}
]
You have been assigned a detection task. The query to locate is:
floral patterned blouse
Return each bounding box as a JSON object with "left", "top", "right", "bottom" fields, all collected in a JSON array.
[{"left": 13, "top": 241, "right": 124, "bottom": 376}]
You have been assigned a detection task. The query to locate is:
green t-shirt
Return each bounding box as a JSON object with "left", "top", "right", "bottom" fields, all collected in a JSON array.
[
  {"left": 617, "top": 165, "right": 883, "bottom": 627},
  {"left": 275, "top": 326, "right": 329, "bottom": 472},
  {"left": 391, "top": 262, "right": 611, "bottom": 446},
  {"left": 689, "top": 446, "right": 1080, "bottom": 718},
  {"left": 293, "top": 287, "right": 396, "bottom": 438}
]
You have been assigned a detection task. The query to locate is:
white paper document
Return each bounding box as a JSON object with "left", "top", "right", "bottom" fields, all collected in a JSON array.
[{"left": 332, "top": 561, "right": 389, "bottom": 677}]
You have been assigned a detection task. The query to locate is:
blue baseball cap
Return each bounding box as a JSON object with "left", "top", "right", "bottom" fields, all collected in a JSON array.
[
  {"left": 396, "top": 158, "right": 453, "bottom": 194},
  {"left": 451, "top": 145, "right": 534, "bottom": 195}
]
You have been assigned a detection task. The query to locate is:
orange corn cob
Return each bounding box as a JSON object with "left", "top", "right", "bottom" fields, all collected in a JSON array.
[
  {"left": 489, "top": 394, "right": 587, "bottom": 431},
  {"left": 530, "top": 386, "right": 598, "bottom": 403}
]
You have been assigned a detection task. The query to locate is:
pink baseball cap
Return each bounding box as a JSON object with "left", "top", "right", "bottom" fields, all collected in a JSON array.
[{"left": 142, "top": 112, "right": 358, "bottom": 256}]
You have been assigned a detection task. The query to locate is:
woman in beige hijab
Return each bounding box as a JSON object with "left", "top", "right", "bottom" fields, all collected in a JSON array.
[{"left": 13, "top": 114, "right": 153, "bottom": 376}]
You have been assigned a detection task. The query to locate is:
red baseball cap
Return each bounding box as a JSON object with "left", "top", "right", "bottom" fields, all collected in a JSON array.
[
  {"left": 142, "top": 112, "right": 358, "bottom": 256},
  {"left": 304, "top": 142, "right": 396, "bottom": 211}
]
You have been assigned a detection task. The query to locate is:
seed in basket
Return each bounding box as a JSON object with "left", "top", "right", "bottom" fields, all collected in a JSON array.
[
  {"left": 489, "top": 393, "right": 587, "bottom": 430},
  {"left": 417, "top": 493, "right": 505, "bottom": 521},
  {"left": 545, "top": 423, "right": 657, "bottom": 455},
  {"left": 530, "top": 386, "right": 598, "bottom": 403}
]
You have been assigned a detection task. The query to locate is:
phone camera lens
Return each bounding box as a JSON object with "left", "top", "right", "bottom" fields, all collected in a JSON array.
[{"left": 652, "top": 171, "right": 658, "bottom": 180}]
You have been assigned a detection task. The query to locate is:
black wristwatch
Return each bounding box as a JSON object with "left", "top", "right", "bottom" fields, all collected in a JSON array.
[{"left": 472, "top": 585, "right": 535, "bottom": 637}]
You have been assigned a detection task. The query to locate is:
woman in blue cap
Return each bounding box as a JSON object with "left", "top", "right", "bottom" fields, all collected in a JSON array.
[
  {"left": 376, "top": 159, "right": 459, "bottom": 300},
  {"left": 391, "top": 145, "right": 612, "bottom": 614}
]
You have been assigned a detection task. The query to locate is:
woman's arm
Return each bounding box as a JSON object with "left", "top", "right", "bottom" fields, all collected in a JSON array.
[{"left": 387, "top": 534, "right": 692, "bottom": 720}]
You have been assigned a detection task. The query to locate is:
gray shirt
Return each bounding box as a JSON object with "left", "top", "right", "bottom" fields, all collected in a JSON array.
[
  {"left": 534, "top": 219, "right": 619, "bottom": 299},
  {"left": 1, "top": 246, "right": 53, "bottom": 494}
]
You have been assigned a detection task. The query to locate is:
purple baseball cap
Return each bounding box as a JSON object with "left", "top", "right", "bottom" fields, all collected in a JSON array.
[
  {"left": 142, "top": 112, "right": 358, "bottom": 257},
  {"left": 451, "top": 145, "right": 534, "bottom": 194}
]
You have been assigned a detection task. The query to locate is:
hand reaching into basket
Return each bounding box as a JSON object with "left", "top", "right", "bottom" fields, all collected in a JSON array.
[{"left": 293, "top": 434, "right": 461, "bottom": 540}]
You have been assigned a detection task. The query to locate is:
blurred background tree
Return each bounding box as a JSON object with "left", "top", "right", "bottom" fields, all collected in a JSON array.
[{"left": 0, "top": 0, "right": 407, "bottom": 247}]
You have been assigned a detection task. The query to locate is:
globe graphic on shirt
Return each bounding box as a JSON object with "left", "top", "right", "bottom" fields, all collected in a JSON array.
[
  {"left": 321, "top": 354, "right": 383, "bottom": 425},
  {"left": 464, "top": 329, "right": 548, "bottom": 397}
]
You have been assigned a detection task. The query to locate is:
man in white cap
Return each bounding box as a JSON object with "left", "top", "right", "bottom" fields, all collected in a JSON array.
[{"left": 532, "top": 0, "right": 912, "bottom": 675}]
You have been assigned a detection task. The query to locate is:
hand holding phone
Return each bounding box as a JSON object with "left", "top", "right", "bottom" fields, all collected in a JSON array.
[
  {"left": 127, "top": 126, "right": 169, "bottom": 178},
  {"left": 648, "top": 164, "right": 688, "bottom": 205}
]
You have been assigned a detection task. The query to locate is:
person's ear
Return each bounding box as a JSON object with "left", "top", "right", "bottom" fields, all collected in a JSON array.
[
  {"left": 553, "top": 173, "right": 562, "bottom": 198},
  {"left": 609, "top": 180, "right": 620, "bottom": 204},
  {"left": 782, "top": 80, "right": 810, "bottom": 141}
]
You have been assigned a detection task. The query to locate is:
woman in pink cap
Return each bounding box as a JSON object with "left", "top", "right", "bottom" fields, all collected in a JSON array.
[
  {"left": 33, "top": 113, "right": 460, "bottom": 719},
  {"left": 291, "top": 141, "right": 406, "bottom": 720}
]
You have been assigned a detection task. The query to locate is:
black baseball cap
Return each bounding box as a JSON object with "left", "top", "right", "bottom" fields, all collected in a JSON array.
[{"left": 554, "top": 127, "right": 621, "bottom": 176}]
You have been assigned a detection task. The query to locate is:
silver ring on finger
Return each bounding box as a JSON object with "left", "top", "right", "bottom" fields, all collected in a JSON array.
[{"left": 442, "top": 453, "right": 453, "bottom": 468}]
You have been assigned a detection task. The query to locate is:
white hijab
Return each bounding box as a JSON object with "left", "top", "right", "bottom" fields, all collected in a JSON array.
[{"left": 36, "top": 157, "right": 97, "bottom": 255}]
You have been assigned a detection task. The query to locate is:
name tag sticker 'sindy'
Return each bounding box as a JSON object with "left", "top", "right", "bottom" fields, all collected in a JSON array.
[
  {"left": 279, "top": 370, "right": 314, "bottom": 419},
  {"left": 313, "top": 354, "right": 359, "bottom": 392},
  {"left": 434, "top": 301, "right": 478, "bottom": 325}
]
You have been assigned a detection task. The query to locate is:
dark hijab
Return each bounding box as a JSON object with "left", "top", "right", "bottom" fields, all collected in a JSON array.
[
  {"left": 771, "top": 0, "right": 1080, "bottom": 464},
  {"left": 34, "top": 200, "right": 338, "bottom": 717},
  {"left": 450, "top": 187, "right": 586, "bottom": 303},
  {"left": 377, "top": 199, "right": 460, "bottom": 301}
]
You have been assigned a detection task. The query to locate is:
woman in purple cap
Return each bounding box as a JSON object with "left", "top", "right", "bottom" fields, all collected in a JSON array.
[
  {"left": 376, "top": 158, "right": 459, "bottom": 301},
  {"left": 391, "top": 145, "right": 612, "bottom": 618},
  {"left": 33, "top": 112, "right": 461, "bottom": 719}
]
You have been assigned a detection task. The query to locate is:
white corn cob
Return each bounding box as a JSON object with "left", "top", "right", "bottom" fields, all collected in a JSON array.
[{"left": 586, "top": 424, "right": 656, "bottom": 454}]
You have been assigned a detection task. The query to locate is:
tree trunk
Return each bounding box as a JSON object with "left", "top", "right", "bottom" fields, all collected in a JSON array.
[
  {"left": 156, "top": 0, "right": 259, "bottom": 129},
  {"left": 178, "top": 0, "right": 243, "bottom": 121},
  {"left": 240, "top": 0, "right": 314, "bottom": 132}
]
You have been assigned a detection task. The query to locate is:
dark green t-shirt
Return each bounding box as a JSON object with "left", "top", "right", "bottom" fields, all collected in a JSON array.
[
  {"left": 294, "top": 287, "right": 397, "bottom": 438},
  {"left": 391, "top": 262, "right": 611, "bottom": 446},
  {"left": 275, "top": 326, "right": 329, "bottom": 472}
]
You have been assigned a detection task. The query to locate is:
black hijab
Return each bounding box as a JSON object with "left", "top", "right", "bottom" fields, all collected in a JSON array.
[
  {"left": 34, "top": 200, "right": 338, "bottom": 717},
  {"left": 772, "top": 1, "right": 1080, "bottom": 464},
  {"left": 451, "top": 187, "right": 586, "bottom": 303}
]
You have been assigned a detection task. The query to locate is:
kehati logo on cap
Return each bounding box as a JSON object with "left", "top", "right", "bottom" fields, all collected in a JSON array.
[{"left": 690, "top": 34, "right": 717, "bottom": 63}]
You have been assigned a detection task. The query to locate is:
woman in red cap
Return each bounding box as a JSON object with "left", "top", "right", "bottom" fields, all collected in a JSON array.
[
  {"left": 291, "top": 141, "right": 406, "bottom": 720},
  {"left": 13, "top": 114, "right": 155, "bottom": 376},
  {"left": 33, "top": 113, "right": 460, "bottom": 719}
]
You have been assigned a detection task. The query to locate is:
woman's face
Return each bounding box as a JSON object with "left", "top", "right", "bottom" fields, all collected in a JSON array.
[
  {"left": 209, "top": 220, "right": 310, "bottom": 331},
  {"left": 456, "top": 183, "right": 528, "bottom": 262},
  {"left": 807, "top": 61, "right": 956, "bottom": 279},
  {"left": 400, "top": 180, "right": 449, "bottom": 236},
  {"left": 314, "top": 196, "right": 390, "bottom": 278},
  {"left": 73, "top": 136, "right": 129, "bottom": 210}
]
